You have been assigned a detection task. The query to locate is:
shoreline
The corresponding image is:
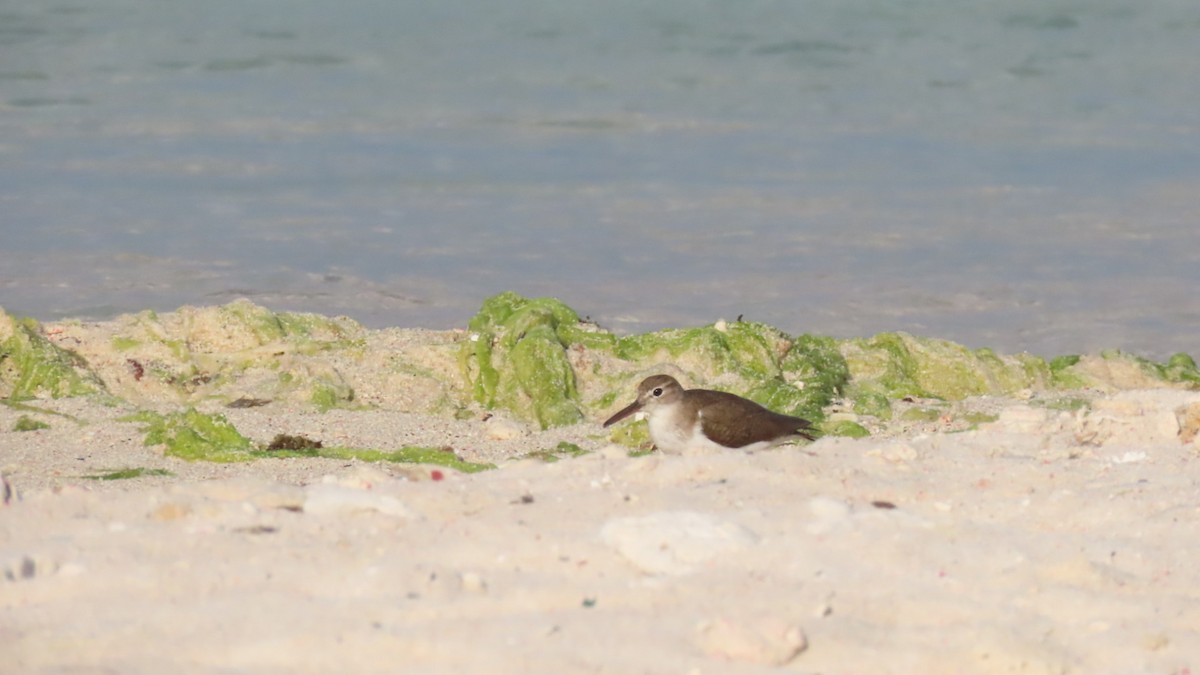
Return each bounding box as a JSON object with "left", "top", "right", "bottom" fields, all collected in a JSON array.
[{"left": 3, "top": 298, "right": 1200, "bottom": 672}]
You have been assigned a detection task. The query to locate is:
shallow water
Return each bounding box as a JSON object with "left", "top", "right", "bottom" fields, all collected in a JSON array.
[{"left": 2, "top": 0, "right": 1199, "bottom": 357}]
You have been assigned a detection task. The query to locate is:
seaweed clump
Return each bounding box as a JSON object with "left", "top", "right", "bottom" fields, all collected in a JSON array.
[
  {"left": 265, "top": 433, "right": 323, "bottom": 451},
  {"left": 0, "top": 308, "right": 105, "bottom": 400},
  {"left": 12, "top": 415, "right": 51, "bottom": 432},
  {"left": 459, "top": 294, "right": 852, "bottom": 435},
  {"left": 460, "top": 292, "right": 590, "bottom": 429},
  {"left": 98, "top": 300, "right": 361, "bottom": 408},
  {"left": 85, "top": 467, "right": 174, "bottom": 481},
  {"left": 126, "top": 409, "right": 256, "bottom": 463},
  {"left": 839, "top": 332, "right": 1051, "bottom": 419}
]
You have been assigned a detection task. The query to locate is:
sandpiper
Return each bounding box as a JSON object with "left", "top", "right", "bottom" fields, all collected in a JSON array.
[{"left": 603, "top": 374, "right": 816, "bottom": 455}]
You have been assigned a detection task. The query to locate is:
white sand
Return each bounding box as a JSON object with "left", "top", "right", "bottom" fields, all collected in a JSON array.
[{"left": 4, "top": 383, "right": 1200, "bottom": 673}]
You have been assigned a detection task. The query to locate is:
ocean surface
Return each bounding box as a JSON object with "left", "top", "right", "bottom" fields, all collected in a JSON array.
[{"left": 2, "top": 0, "right": 1199, "bottom": 358}]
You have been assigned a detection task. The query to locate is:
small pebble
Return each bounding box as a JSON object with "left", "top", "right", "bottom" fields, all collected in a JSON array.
[{"left": 695, "top": 614, "right": 807, "bottom": 665}]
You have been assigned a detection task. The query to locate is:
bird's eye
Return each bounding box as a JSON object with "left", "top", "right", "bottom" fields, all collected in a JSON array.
[{"left": 652, "top": 387, "right": 663, "bottom": 397}]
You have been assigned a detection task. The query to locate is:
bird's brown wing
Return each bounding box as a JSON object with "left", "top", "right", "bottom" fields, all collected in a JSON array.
[{"left": 691, "top": 390, "right": 815, "bottom": 448}]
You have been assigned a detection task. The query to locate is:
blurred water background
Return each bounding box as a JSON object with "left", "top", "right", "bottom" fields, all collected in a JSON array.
[{"left": 2, "top": 0, "right": 1199, "bottom": 357}]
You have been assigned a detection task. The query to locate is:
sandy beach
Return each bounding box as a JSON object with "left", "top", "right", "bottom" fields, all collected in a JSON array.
[{"left": 3, "top": 298, "right": 1199, "bottom": 673}]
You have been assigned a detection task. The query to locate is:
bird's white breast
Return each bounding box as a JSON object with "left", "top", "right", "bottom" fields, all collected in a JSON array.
[{"left": 647, "top": 407, "right": 730, "bottom": 455}]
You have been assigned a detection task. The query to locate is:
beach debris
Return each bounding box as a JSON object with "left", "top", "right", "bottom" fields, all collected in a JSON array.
[
  {"left": 227, "top": 397, "right": 271, "bottom": 408},
  {"left": 4, "top": 554, "right": 56, "bottom": 582},
  {"left": 232, "top": 525, "right": 278, "bottom": 535},
  {"left": 265, "top": 433, "right": 323, "bottom": 451},
  {"left": 84, "top": 467, "right": 173, "bottom": 481}
]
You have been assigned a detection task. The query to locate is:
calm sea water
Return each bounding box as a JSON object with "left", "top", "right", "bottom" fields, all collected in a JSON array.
[{"left": 2, "top": 0, "right": 1199, "bottom": 357}]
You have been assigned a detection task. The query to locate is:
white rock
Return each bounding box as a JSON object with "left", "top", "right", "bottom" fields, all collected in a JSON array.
[
  {"left": 485, "top": 416, "right": 527, "bottom": 441},
  {"left": 805, "top": 497, "right": 852, "bottom": 535},
  {"left": 994, "top": 406, "right": 1050, "bottom": 434},
  {"left": 1076, "top": 390, "right": 1199, "bottom": 446},
  {"left": 600, "top": 511, "right": 759, "bottom": 576},
  {"left": 695, "top": 614, "right": 807, "bottom": 665},
  {"left": 328, "top": 465, "right": 395, "bottom": 490},
  {"left": 459, "top": 571, "right": 488, "bottom": 593}
]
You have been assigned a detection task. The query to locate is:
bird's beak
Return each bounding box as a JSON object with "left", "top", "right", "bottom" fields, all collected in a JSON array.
[{"left": 603, "top": 400, "right": 642, "bottom": 428}]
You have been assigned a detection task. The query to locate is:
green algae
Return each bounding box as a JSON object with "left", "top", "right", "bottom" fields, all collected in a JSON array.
[
  {"left": 110, "top": 336, "right": 141, "bottom": 352},
  {"left": 851, "top": 390, "right": 893, "bottom": 419},
  {"left": 0, "top": 310, "right": 105, "bottom": 400},
  {"left": 85, "top": 467, "right": 174, "bottom": 481},
  {"left": 1053, "top": 350, "right": 1200, "bottom": 391},
  {"left": 126, "top": 409, "right": 255, "bottom": 463},
  {"left": 1040, "top": 396, "right": 1091, "bottom": 412},
  {"left": 961, "top": 411, "right": 999, "bottom": 427},
  {"left": 607, "top": 417, "right": 651, "bottom": 449},
  {"left": 609, "top": 325, "right": 847, "bottom": 425},
  {"left": 310, "top": 381, "right": 352, "bottom": 412},
  {"left": 612, "top": 323, "right": 784, "bottom": 380},
  {"left": 252, "top": 445, "right": 495, "bottom": 473},
  {"left": 1135, "top": 351, "right": 1200, "bottom": 386},
  {"left": 12, "top": 415, "right": 50, "bottom": 431},
  {"left": 510, "top": 323, "right": 582, "bottom": 427},
  {"left": 900, "top": 407, "right": 944, "bottom": 423},
  {"left": 21, "top": 294, "right": 1198, "bottom": 453},
  {"left": 823, "top": 419, "right": 871, "bottom": 438},
  {"left": 835, "top": 334, "right": 1196, "bottom": 422},
  {"left": 104, "top": 300, "right": 367, "bottom": 408},
  {"left": 460, "top": 293, "right": 585, "bottom": 429},
  {"left": 522, "top": 441, "right": 589, "bottom": 463},
  {"left": 207, "top": 298, "right": 363, "bottom": 349},
  {"left": 123, "top": 407, "right": 493, "bottom": 471},
  {"left": 1048, "top": 355, "right": 1088, "bottom": 388},
  {"left": 840, "top": 332, "right": 1052, "bottom": 417},
  {"left": 462, "top": 294, "right": 850, "bottom": 429},
  {"left": 1, "top": 399, "right": 85, "bottom": 423},
  {"left": 779, "top": 334, "right": 850, "bottom": 411}
]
